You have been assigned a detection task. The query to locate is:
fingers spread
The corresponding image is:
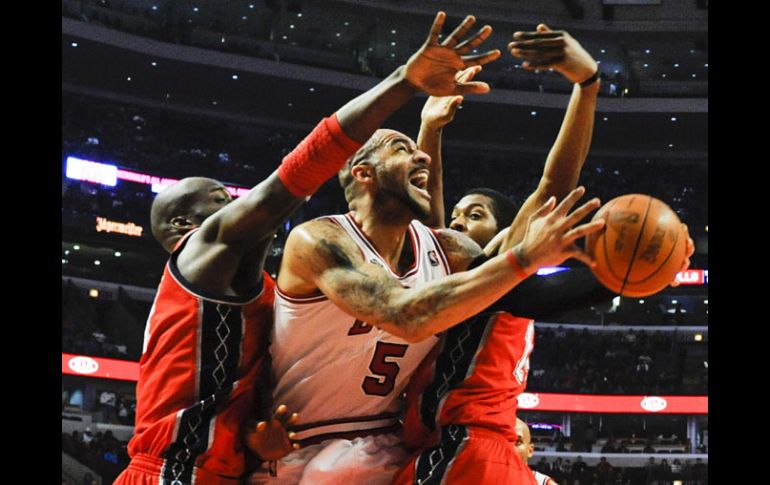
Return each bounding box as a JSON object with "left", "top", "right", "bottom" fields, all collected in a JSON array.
[
  {"left": 552, "top": 186, "right": 586, "bottom": 218},
  {"left": 427, "top": 11, "right": 447, "bottom": 45},
  {"left": 455, "top": 25, "right": 493, "bottom": 54},
  {"left": 564, "top": 219, "right": 606, "bottom": 245},
  {"left": 532, "top": 196, "right": 557, "bottom": 219},
  {"left": 455, "top": 65, "right": 481, "bottom": 82},
  {"left": 462, "top": 49, "right": 501, "bottom": 67},
  {"left": 560, "top": 197, "right": 601, "bottom": 231},
  {"left": 442, "top": 15, "right": 476, "bottom": 48}
]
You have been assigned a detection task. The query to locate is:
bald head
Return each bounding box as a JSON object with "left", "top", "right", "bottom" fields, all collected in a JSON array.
[
  {"left": 150, "top": 177, "right": 228, "bottom": 252},
  {"left": 515, "top": 417, "right": 535, "bottom": 463}
]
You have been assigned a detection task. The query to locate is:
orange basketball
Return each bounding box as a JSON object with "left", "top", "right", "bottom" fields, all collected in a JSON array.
[{"left": 585, "top": 194, "right": 687, "bottom": 297}]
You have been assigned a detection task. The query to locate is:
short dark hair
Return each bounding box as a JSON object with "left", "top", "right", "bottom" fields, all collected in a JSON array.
[{"left": 460, "top": 188, "right": 519, "bottom": 230}]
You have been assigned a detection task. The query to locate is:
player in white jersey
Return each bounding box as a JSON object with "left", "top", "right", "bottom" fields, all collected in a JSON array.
[
  {"left": 271, "top": 213, "right": 450, "bottom": 434},
  {"left": 258, "top": 21, "right": 607, "bottom": 484},
  {"left": 265, "top": 159, "right": 602, "bottom": 485},
  {"left": 515, "top": 418, "right": 560, "bottom": 485}
]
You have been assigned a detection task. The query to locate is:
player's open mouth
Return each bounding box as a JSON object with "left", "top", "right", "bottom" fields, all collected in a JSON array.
[{"left": 409, "top": 170, "right": 429, "bottom": 190}]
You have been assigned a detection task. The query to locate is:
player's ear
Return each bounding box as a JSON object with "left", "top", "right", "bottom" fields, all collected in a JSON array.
[
  {"left": 527, "top": 444, "right": 535, "bottom": 459},
  {"left": 351, "top": 163, "right": 375, "bottom": 184}
]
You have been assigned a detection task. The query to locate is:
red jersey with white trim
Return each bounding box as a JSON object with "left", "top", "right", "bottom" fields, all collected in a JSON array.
[
  {"left": 127, "top": 230, "right": 274, "bottom": 483},
  {"left": 402, "top": 312, "right": 535, "bottom": 449},
  {"left": 270, "top": 214, "right": 450, "bottom": 444}
]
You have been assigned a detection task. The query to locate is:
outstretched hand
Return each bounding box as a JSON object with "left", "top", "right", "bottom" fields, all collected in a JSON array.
[
  {"left": 420, "top": 66, "right": 481, "bottom": 130},
  {"left": 405, "top": 12, "right": 501, "bottom": 96},
  {"left": 508, "top": 23, "right": 598, "bottom": 85},
  {"left": 516, "top": 186, "right": 605, "bottom": 270},
  {"left": 245, "top": 404, "right": 300, "bottom": 462}
]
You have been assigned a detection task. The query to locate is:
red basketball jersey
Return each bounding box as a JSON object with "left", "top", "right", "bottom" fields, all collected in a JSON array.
[
  {"left": 402, "top": 312, "right": 535, "bottom": 448},
  {"left": 127, "top": 231, "right": 274, "bottom": 483}
]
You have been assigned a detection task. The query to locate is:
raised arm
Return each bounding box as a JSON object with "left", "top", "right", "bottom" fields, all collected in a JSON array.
[
  {"left": 418, "top": 67, "right": 484, "bottom": 228},
  {"left": 279, "top": 187, "right": 604, "bottom": 342},
  {"left": 498, "top": 24, "right": 599, "bottom": 252},
  {"left": 178, "top": 12, "right": 501, "bottom": 292},
  {"left": 198, "top": 13, "right": 500, "bottom": 251}
]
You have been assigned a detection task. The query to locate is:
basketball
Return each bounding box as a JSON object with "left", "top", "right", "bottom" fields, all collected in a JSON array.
[{"left": 585, "top": 194, "right": 687, "bottom": 297}]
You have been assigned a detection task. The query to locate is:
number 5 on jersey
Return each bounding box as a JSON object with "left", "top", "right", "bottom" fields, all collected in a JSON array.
[{"left": 362, "top": 341, "right": 408, "bottom": 396}]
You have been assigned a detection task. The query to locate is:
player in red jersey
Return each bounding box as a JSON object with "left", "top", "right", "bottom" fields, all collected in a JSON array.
[
  {"left": 515, "top": 418, "right": 560, "bottom": 485},
  {"left": 393, "top": 25, "right": 694, "bottom": 484},
  {"left": 114, "top": 12, "right": 502, "bottom": 483}
]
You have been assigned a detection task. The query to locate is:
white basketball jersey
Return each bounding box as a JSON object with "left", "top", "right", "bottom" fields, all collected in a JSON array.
[{"left": 271, "top": 213, "right": 451, "bottom": 442}]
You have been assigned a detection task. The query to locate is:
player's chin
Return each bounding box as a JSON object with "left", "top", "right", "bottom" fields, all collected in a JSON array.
[{"left": 407, "top": 195, "right": 432, "bottom": 221}]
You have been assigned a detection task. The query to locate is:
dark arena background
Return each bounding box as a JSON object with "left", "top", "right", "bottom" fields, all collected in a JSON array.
[{"left": 61, "top": 1, "right": 707, "bottom": 484}]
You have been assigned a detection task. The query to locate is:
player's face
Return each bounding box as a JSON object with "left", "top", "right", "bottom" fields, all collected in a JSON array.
[
  {"left": 514, "top": 418, "right": 535, "bottom": 462},
  {"left": 192, "top": 183, "right": 233, "bottom": 223},
  {"left": 450, "top": 194, "right": 499, "bottom": 247},
  {"left": 372, "top": 130, "right": 433, "bottom": 220}
]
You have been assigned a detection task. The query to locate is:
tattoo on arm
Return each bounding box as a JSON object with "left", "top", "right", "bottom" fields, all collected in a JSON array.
[
  {"left": 435, "top": 229, "right": 483, "bottom": 272},
  {"left": 312, "top": 231, "right": 453, "bottom": 332},
  {"left": 318, "top": 238, "right": 355, "bottom": 269}
]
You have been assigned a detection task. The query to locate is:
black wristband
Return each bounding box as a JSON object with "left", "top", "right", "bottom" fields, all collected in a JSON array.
[{"left": 579, "top": 69, "right": 601, "bottom": 88}]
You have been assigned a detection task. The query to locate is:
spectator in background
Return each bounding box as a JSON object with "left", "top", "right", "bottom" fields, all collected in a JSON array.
[
  {"left": 99, "top": 389, "right": 117, "bottom": 423},
  {"left": 671, "top": 458, "right": 683, "bottom": 478},
  {"left": 692, "top": 458, "right": 707, "bottom": 481},
  {"left": 644, "top": 457, "right": 657, "bottom": 485},
  {"left": 536, "top": 457, "right": 551, "bottom": 476},
  {"left": 659, "top": 458, "right": 671, "bottom": 481},
  {"left": 551, "top": 457, "right": 564, "bottom": 483},
  {"left": 643, "top": 439, "right": 655, "bottom": 453},
  {"left": 117, "top": 401, "right": 130, "bottom": 425},
  {"left": 571, "top": 455, "right": 587, "bottom": 482},
  {"left": 596, "top": 457, "right": 613, "bottom": 485},
  {"left": 601, "top": 436, "right": 618, "bottom": 453},
  {"left": 82, "top": 427, "right": 95, "bottom": 445},
  {"left": 560, "top": 459, "right": 572, "bottom": 485}
]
